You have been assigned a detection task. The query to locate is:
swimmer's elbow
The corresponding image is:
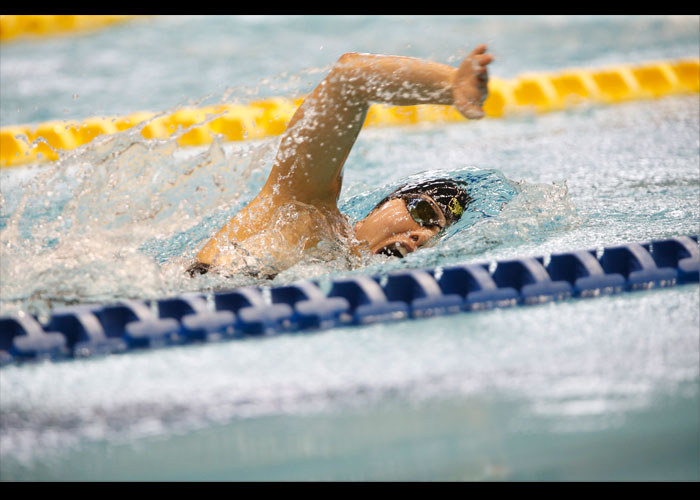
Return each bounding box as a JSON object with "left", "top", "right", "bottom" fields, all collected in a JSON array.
[
  {"left": 330, "top": 52, "right": 375, "bottom": 98},
  {"left": 334, "top": 52, "right": 368, "bottom": 72},
  {"left": 337, "top": 52, "right": 362, "bottom": 64}
]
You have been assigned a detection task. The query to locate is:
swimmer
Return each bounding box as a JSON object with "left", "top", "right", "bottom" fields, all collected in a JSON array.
[{"left": 189, "top": 44, "right": 494, "bottom": 277}]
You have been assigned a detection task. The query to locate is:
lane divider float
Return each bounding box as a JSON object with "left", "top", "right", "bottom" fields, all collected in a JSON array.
[
  {"left": 1, "top": 235, "right": 697, "bottom": 365},
  {"left": 0, "top": 15, "right": 141, "bottom": 42},
  {"left": 0, "top": 58, "right": 698, "bottom": 168}
]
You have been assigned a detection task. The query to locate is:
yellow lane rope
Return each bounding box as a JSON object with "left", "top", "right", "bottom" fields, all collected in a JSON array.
[
  {"left": 1, "top": 58, "right": 698, "bottom": 168},
  {"left": 0, "top": 15, "right": 141, "bottom": 41}
]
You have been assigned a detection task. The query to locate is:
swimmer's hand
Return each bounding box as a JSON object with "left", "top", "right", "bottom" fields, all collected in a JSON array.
[{"left": 452, "top": 44, "right": 493, "bottom": 120}]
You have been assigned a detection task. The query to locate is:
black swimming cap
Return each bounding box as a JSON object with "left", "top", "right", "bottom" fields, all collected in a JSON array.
[{"left": 374, "top": 178, "right": 471, "bottom": 226}]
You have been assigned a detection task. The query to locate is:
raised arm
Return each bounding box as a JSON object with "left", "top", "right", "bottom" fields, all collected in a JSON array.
[
  {"left": 194, "top": 45, "right": 492, "bottom": 269},
  {"left": 258, "top": 45, "right": 493, "bottom": 207}
]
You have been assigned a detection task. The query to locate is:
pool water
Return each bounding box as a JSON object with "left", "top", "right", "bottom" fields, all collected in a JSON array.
[{"left": 0, "top": 15, "right": 698, "bottom": 481}]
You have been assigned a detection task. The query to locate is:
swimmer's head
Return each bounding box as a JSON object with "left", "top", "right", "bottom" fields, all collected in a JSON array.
[{"left": 354, "top": 179, "right": 471, "bottom": 258}]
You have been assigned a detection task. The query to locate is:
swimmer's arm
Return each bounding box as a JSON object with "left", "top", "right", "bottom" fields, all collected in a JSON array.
[{"left": 260, "top": 46, "right": 493, "bottom": 206}]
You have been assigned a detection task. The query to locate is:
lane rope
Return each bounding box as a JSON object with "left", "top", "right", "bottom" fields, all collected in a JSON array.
[
  {"left": 1, "top": 235, "right": 697, "bottom": 365},
  {"left": 0, "top": 15, "right": 141, "bottom": 42},
  {"left": 1, "top": 58, "right": 698, "bottom": 168}
]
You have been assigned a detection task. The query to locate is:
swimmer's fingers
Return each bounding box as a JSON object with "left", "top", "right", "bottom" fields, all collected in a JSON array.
[
  {"left": 474, "top": 53, "right": 494, "bottom": 71},
  {"left": 468, "top": 46, "right": 494, "bottom": 79},
  {"left": 452, "top": 45, "right": 493, "bottom": 119},
  {"left": 468, "top": 44, "right": 493, "bottom": 67},
  {"left": 469, "top": 43, "right": 488, "bottom": 56}
]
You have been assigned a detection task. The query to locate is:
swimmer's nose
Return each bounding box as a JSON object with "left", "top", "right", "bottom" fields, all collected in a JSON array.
[{"left": 409, "top": 227, "right": 438, "bottom": 248}]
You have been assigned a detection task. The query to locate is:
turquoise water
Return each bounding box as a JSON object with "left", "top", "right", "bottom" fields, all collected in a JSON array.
[{"left": 0, "top": 15, "right": 699, "bottom": 481}]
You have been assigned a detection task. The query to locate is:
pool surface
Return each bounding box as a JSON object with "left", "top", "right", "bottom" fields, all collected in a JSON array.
[{"left": 1, "top": 15, "right": 698, "bottom": 481}]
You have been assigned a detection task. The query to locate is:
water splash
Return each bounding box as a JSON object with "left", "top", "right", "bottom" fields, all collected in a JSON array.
[
  {"left": 453, "top": 177, "right": 583, "bottom": 257},
  {"left": 0, "top": 107, "right": 279, "bottom": 318},
  {"left": 336, "top": 166, "right": 581, "bottom": 273},
  {"left": 1, "top": 124, "right": 582, "bottom": 318}
]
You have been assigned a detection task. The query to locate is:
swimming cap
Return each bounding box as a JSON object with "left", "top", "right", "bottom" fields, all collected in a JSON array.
[{"left": 374, "top": 178, "right": 471, "bottom": 226}]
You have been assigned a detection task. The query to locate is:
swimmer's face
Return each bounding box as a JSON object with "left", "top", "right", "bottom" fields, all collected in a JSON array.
[{"left": 354, "top": 195, "right": 446, "bottom": 257}]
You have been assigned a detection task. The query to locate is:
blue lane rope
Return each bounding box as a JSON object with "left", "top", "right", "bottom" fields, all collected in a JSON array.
[{"left": 1, "top": 235, "right": 698, "bottom": 365}]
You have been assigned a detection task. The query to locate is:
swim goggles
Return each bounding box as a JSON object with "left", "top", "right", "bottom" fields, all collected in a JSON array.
[{"left": 401, "top": 195, "right": 445, "bottom": 229}]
